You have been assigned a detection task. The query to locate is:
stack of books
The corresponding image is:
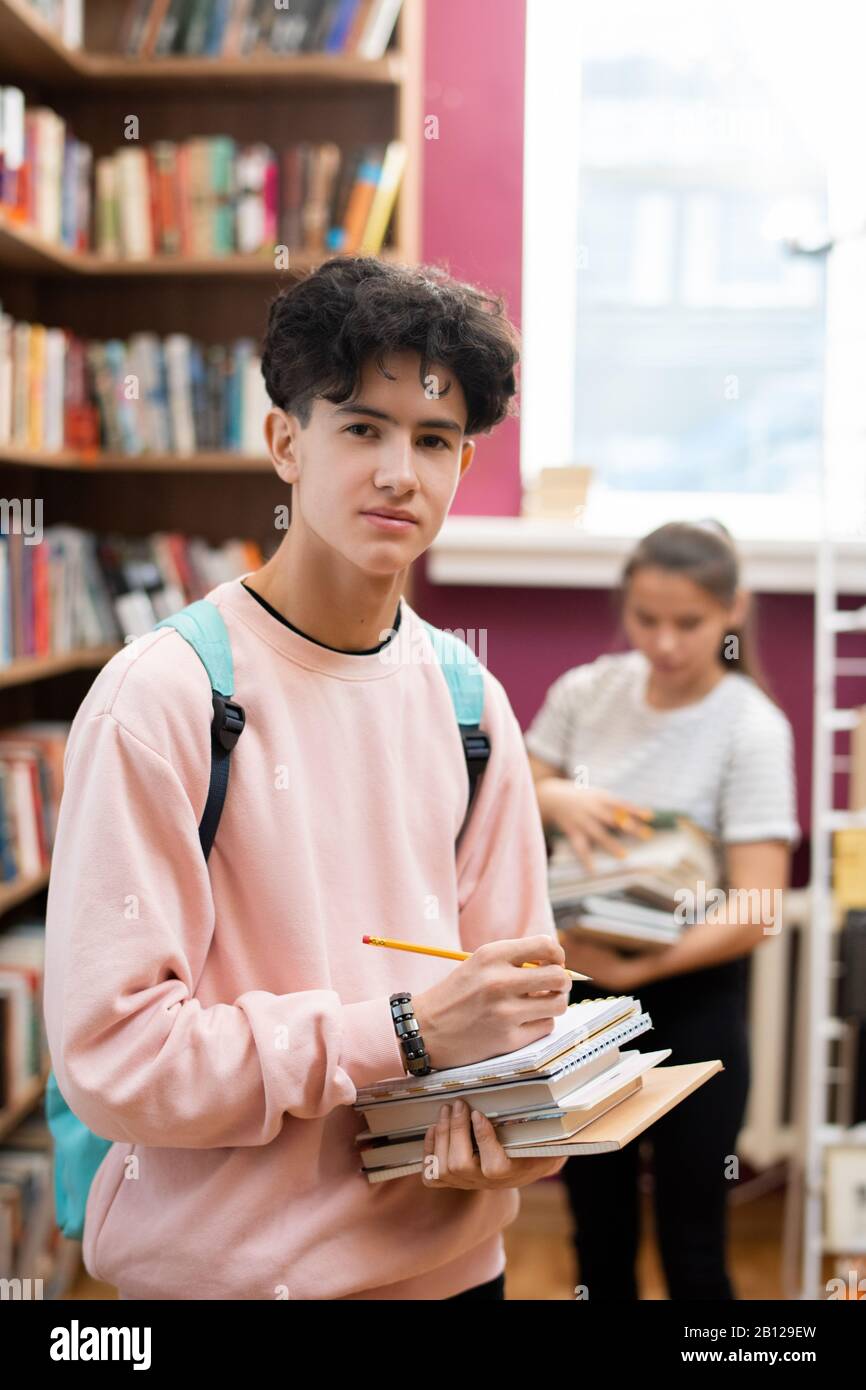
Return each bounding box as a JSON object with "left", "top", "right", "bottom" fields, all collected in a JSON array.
[
  {"left": 118, "top": 0, "right": 404, "bottom": 60},
  {"left": 353, "top": 996, "right": 695, "bottom": 1183},
  {"left": 548, "top": 814, "right": 719, "bottom": 952}
]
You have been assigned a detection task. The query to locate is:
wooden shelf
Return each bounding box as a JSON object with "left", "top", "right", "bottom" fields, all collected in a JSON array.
[
  {"left": 84, "top": 53, "right": 404, "bottom": 87},
  {"left": 0, "top": 447, "right": 272, "bottom": 472},
  {"left": 0, "top": 644, "right": 121, "bottom": 689},
  {"left": 0, "top": 216, "right": 394, "bottom": 277},
  {"left": 0, "top": 865, "right": 50, "bottom": 914},
  {"left": 0, "top": 216, "right": 406, "bottom": 277},
  {"left": 0, "top": 0, "right": 403, "bottom": 86},
  {"left": 0, "top": 1065, "right": 50, "bottom": 1143},
  {"left": 0, "top": 0, "right": 82, "bottom": 83},
  {"left": 0, "top": 217, "right": 84, "bottom": 275}
]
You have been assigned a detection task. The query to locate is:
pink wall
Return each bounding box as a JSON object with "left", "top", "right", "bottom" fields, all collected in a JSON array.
[
  {"left": 418, "top": 0, "right": 864, "bottom": 877},
  {"left": 421, "top": 0, "right": 524, "bottom": 517}
]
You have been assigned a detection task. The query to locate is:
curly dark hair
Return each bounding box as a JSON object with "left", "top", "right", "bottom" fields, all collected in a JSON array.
[{"left": 260, "top": 255, "right": 520, "bottom": 435}]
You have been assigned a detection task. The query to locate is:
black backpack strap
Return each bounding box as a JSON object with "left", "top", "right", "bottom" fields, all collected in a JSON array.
[
  {"left": 199, "top": 694, "right": 246, "bottom": 861},
  {"left": 457, "top": 726, "right": 491, "bottom": 849}
]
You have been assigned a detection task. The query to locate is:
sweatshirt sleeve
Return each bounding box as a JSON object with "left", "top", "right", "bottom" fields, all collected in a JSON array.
[
  {"left": 43, "top": 707, "right": 407, "bottom": 1149},
  {"left": 456, "top": 669, "right": 558, "bottom": 952},
  {"left": 523, "top": 667, "right": 584, "bottom": 774}
]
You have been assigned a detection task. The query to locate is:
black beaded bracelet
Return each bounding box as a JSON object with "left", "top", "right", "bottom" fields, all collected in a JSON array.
[{"left": 389, "top": 992, "right": 432, "bottom": 1076}]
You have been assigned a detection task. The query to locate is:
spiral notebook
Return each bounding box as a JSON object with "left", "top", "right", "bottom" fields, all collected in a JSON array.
[{"left": 354, "top": 996, "right": 640, "bottom": 1106}]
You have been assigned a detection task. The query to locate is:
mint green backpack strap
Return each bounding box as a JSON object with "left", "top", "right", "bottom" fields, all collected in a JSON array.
[
  {"left": 155, "top": 598, "right": 246, "bottom": 862},
  {"left": 420, "top": 619, "right": 490, "bottom": 845},
  {"left": 154, "top": 597, "right": 235, "bottom": 696}
]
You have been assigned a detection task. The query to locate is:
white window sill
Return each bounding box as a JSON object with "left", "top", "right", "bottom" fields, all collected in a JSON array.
[{"left": 428, "top": 516, "right": 866, "bottom": 594}]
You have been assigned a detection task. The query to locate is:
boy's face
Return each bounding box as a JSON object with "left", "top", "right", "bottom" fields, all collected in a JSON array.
[{"left": 265, "top": 350, "right": 475, "bottom": 577}]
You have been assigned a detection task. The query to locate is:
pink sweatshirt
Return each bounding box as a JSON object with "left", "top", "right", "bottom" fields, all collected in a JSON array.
[{"left": 43, "top": 573, "right": 559, "bottom": 1300}]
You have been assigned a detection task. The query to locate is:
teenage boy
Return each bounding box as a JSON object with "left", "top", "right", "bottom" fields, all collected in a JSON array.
[{"left": 43, "top": 256, "right": 571, "bottom": 1301}]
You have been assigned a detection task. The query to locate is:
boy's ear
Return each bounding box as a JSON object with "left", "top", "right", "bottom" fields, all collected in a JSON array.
[
  {"left": 459, "top": 438, "right": 476, "bottom": 478},
  {"left": 264, "top": 407, "right": 301, "bottom": 484}
]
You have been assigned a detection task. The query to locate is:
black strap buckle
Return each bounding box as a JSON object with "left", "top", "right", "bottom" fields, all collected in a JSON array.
[
  {"left": 211, "top": 693, "right": 246, "bottom": 752},
  {"left": 462, "top": 729, "right": 491, "bottom": 776}
]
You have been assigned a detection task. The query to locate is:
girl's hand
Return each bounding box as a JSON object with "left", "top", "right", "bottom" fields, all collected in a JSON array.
[
  {"left": 541, "top": 783, "right": 653, "bottom": 873},
  {"left": 559, "top": 935, "right": 649, "bottom": 992},
  {"left": 421, "top": 1100, "right": 566, "bottom": 1189}
]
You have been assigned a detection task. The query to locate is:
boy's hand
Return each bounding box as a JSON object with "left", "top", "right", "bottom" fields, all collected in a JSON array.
[
  {"left": 420, "top": 1099, "right": 567, "bottom": 1190},
  {"left": 412, "top": 935, "right": 572, "bottom": 1071}
]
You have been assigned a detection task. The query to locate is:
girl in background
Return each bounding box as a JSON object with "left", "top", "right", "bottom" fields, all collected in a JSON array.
[{"left": 525, "top": 520, "right": 800, "bottom": 1300}]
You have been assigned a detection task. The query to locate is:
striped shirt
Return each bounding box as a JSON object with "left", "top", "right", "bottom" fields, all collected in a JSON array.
[{"left": 524, "top": 650, "right": 801, "bottom": 848}]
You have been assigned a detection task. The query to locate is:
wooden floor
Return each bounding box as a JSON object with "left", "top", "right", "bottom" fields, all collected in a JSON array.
[
  {"left": 503, "top": 1174, "right": 792, "bottom": 1300},
  {"left": 69, "top": 1173, "right": 830, "bottom": 1301}
]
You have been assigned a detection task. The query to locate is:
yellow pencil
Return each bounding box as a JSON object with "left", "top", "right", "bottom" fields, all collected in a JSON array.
[{"left": 361, "top": 934, "right": 589, "bottom": 981}]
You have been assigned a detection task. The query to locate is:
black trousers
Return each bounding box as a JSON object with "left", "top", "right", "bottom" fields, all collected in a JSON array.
[
  {"left": 562, "top": 959, "right": 751, "bottom": 1301},
  {"left": 446, "top": 1272, "right": 506, "bottom": 1300}
]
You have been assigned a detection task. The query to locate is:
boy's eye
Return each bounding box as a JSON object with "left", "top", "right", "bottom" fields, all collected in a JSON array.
[{"left": 342, "top": 424, "right": 449, "bottom": 449}]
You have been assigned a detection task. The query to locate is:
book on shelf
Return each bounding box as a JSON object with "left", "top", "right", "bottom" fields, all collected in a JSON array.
[
  {"left": 547, "top": 814, "right": 720, "bottom": 952},
  {"left": 1, "top": 1109, "right": 81, "bottom": 1294},
  {"left": 353, "top": 996, "right": 723, "bottom": 1182},
  {"left": 0, "top": 525, "right": 263, "bottom": 664},
  {"left": 0, "top": 921, "right": 48, "bottom": 1111},
  {"left": 0, "top": 87, "right": 92, "bottom": 252},
  {"left": 0, "top": 89, "right": 406, "bottom": 261},
  {"left": 94, "top": 136, "right": 405, "bottom": 260},
  {"left": 0, "top": 312, "right": 271, "bottom": 457},
  {"left": 118, "top": 0, "right": 404, "bottom": 60},
  {"left": 0, "top": 725, "right": 68, "bottom": 882},
  {"left": 21, "top": 0, "right": 84, "bottom": 48}
]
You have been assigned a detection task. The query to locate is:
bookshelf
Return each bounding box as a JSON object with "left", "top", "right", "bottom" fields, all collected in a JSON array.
[
  {"left": 0, "top": 0, "right": 406, "bottom": 85},
  {"left": 0, "top": 644, "right": 121, "bottom": 686},
  {"left": 0, "top": 446, "right": 272, "bottom": 471},
  {"left": 0, "top": 0, "right": 424, "bottom": 530},
  {"left": 0, "top": 0, "right": 426, "bottom": 1270},
  {"left": 0, "top": 213, "right": 409, "bottom": 276}
]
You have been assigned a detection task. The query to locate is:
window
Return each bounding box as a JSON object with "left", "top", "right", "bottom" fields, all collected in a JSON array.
[{"left": 523, "top": 0, "right": 839, "bottom": 536}]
